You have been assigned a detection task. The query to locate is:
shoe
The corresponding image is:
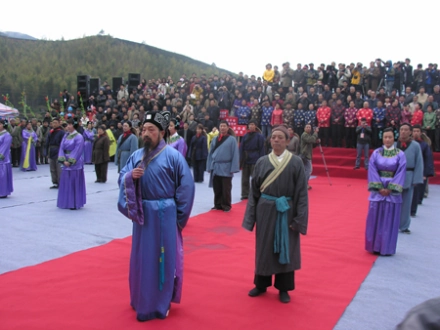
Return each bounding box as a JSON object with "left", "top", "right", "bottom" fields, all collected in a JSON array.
[
  {"left": 49, "top": 185, "right": 58, "bottom": 189},
  {"left": 95, "top": 180, "right": 101, "bottom": 183},
  {"left": 223, "top": 208, "right": 231, "bottom": 213},
  {"left": 240, "top": 197, "right": 248, "bottom": 200},
  {"left": 401, "top": 229, "right": 411, "bottom": 234},
  {"left": 279, "top": 291, "right": 290, "bottom": 303},
  {"left": 211, "top": 206, "right": 223, "bottom": 210},
  {"left": 248, "top": 287, "right": 266, "bottom": 297},
  {"left": 410, "top": 213, "right": 416, "bottom": 217},
  {"left": 308, "top": 185, "right": 312, "bottom": 190},
  {"left": 353, "top": 166, "right": 359, "bottom": 170}
]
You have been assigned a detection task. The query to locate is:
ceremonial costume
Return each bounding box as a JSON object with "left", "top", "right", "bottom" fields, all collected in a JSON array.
[
  {"left": 365, "top": 146, "right": 406, "bottom": 255},
  {"left": 115, "top": 131, "right": 138, "bottom": 173},
  {"left": 0, "top": 128, "right": 13, "bottom": 198},
  {"left": 83, "top": 129, "right": 94, "bottom": 164},
  {"left": 20, "top": 128, "right": 38, "bottom": 171},
  {"left": 57, "top": 131, "right": 86, "bottom": 209},
  {"left": 167, "top": 132, "right": 187, "bottom": 158}
]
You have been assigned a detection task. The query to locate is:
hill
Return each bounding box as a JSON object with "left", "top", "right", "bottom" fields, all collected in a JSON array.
[
  {"left": 0, "top": 31, "right": 38, "bottom": 40},
  {"left": 0, "top": 35, "right": 233, "bottom": 113}
]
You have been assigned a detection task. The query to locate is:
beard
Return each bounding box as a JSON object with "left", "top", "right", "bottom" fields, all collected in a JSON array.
[{"left": 143, "top": 136, "right": 159, "bottom": 156}]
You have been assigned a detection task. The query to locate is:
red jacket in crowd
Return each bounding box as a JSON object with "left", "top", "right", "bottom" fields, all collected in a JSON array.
[
  {"left": 356, "top": 108, "right": 373, "bottom": 126},
  {"left": 316, "top": 106, "right": 331, "bottom": 127}
]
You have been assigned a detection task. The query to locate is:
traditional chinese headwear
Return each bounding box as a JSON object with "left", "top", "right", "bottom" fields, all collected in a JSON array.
[
  {"left": 272, "top": 125, "right": 289, "bottom": 139},
  {"left": 0, "top": 119, "right": 8, "bottom": 127},
  {"left": 143, "top": 111, "right": 170, "bottom": 131}
]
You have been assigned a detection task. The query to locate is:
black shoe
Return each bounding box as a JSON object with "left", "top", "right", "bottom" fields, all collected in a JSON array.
[
  {"left": 401, "top": 229, "right": 411, "bottom": 234},
  {"left": 211, "top": 206, "right": 223, "bottom": 210},
  {"left": 248, "top": 287, "right": 266, "bottom": 297},
  {"left": 353, "top": 167, "right": 359, "bottom": 170},
  {"left": 410, "top": 213, "right": 416, "bottom": 217},
  {"left": 95, "top": 180, "right": 101, "bottom": 183},
  {"left": 240, "top": 197, "right": 248, "bottom": 200},
  {"left": 223, "top": 208, "right": 231, "bottom": 213},
  {"left": 50, "top": 185, "right": 58, "bottom": 189},
  {"left": 279, "top": 291, "right": 290, "bottom": 303}
]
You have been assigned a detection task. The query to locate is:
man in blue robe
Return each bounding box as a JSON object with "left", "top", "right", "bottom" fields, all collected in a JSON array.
[
  {"left": 396, "top": 123, "right": 424, "bottom": 234},
  {"left": 207, "top": 120, "right": 240, "bottom": 212},
  {"left": 117, "top": 111, "right": 195, "bottom": 321}
]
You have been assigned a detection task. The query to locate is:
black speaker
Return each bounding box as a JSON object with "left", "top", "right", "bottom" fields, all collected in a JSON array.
[
  {"left": 112, "top": 77, "right": 124, "bottom": 95},
  {"left": 89, "top": 78, "right": 101, "bottom": 97},
  {"left": 77, "top": 75, "right": 90, "bottom": 109},
  {"left": 128, "top": 73, "right": 141, "bottom": 93}
]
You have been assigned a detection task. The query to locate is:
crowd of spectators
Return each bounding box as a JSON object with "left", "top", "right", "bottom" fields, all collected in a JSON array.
[{"left": 19, "top": 58, "right": 440, "bottom": 156}]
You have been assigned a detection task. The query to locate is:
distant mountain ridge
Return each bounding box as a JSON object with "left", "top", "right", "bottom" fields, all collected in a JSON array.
[
  {"left": 0, "top": 31, "right": 38, "bottom": 40},
  {"left": 0, "top": 34, "right": 233, "bottom": 113}
]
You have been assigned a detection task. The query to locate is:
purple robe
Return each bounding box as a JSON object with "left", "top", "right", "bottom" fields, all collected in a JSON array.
[
  {"left": 57, "top": 131, "right": 86, "bottom": 209},
  {"left": 20, "top": 129, "right": 38, "bottom": 171},
  {"left": 0, "top": 131, "right": 13, "bottom": 197},
  {"left": 83, "top": 129, "right": 94, "bottom": 164},
  {"left": 117, "top": 140, "right": 195, "bottom": 321},
  {"left": 365, "top": 147, "right": 406, "bottom": 255},
  {"left": 168, "top": 134, "right": 187, "bottom": 158}
]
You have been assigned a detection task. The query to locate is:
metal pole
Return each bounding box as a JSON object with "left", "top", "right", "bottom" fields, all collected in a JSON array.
[{"left": 318, "top": 143, "right": 332, "bottom": 186}]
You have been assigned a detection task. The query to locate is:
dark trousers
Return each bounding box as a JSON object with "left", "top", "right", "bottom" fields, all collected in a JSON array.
[
  {"left": 345, "top": 127, "right": 356, "bottom": 148},
  {"left": 49, "top": 158, "right": 62, "bottom": 185},
  {"left": 426, "top": 129, "right": 436, "bottom": 151},
  {"left": 193, "top": 159, "right": 206, "bottom": 182},
  {"left": 11, "top": 147, "right": 21, "bottom": 167},
  {"left": 372, "top": 127, "right": 383, "bottom": 148},
  {"left": 213, "top": 175, "right": 232, "bottom": 211},
  {"left": 254, "top": 271, "right": 295, "bottom": 292},
  {"left": 319, "top": 127, "right": 330, "bottom": 146},
  {"left": 95, "top": 162, "right": 108, "bottom": 183},
  {"left": 295, "top": 127, "right": 304, "bottom": 140},
  {"left": 331, "top": 125, "right": 343, "bottom": 147},
  {"left": 241, "top": 163, "right": 255, "bottom": 199},
  {"left": 411, "top": 179, "right": 428, "bottom": 215}
]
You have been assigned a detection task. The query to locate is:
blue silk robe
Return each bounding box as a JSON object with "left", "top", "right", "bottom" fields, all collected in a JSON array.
[{"left": 118, "top": 144, "right": 195, "bottom": 321}]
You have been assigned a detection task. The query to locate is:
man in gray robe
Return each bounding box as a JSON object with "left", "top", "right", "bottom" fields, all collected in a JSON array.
[
  {"left": 242, "top": 125, "right": 309, "bottom": 303},
  {"left": 396, "top": 123, "right": 423, "bottom": 234}
]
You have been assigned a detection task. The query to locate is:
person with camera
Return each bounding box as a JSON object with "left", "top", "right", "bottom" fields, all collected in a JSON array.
[
  {"left": 354, "top": 118, "right": 372, "bottom": 170},
  {"left": 300, "top": 124, "right": 319, "bottom": 189}
]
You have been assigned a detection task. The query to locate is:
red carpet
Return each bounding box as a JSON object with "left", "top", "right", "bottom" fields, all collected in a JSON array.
[
  {"left": 0, "top": 176, "right": 376, "bottom": 330},
  {"left": 313, "top": 147, "right": 440, "bottom": 183}
]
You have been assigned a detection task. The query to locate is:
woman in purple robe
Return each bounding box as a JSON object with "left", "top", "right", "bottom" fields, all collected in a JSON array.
[
  {"left": 57, "top": 119, "right": 86, "bottom": 210},
  {"left": 167, "top": 119, "right": 187, "bottom": 157},
  {"left": 0, "top": 120, "right": 13, "bottom": 198},
  {"left": 83, "top": 122, "right": 95, "bottom": 164},
  {"left": 20, "top": 121, "right": 38, "bottom": 171},
  {"left": 365, "top": 127, "right": 407, "bottom": 256}
]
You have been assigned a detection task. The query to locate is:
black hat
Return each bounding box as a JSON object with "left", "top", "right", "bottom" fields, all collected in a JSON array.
[
  {"left": 248, "top": 119, "right": 258, "bottom": 126},
  {"left": 143, "top": 111, "right": 171, "bottom": 131}
]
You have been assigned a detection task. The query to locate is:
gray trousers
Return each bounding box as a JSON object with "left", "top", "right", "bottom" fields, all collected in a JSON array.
[
  {"left": 49, "top": 158, "right": 62, "bottom": 185},
  {"left": 303, "top": 158, "right": 313, "bottom": 183},
  {"left": 400, "top": 187, "right": 414, "bottom": 231}
]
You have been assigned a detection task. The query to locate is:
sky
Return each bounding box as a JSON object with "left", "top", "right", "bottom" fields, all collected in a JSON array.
[{"left": 2, "top": 0, "right": 439, "bottom": 77}]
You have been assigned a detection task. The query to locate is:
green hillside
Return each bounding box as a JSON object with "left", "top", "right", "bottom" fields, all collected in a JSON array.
[{"left": 0, "top": 35, "right": 232, "bottom": 113}]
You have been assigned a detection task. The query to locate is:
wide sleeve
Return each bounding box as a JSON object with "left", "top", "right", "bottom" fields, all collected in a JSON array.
[
  {"left": 58, "top": 136, "right": 67, "bottom": 163},
  {"left": 230, "top": 139, "right": 240, "bottom": 174},
  {"left": 412, "top": 143, "right": 424, "bottom": 185},
  {"left": 0, "top": 134, "right": 12, "bottom": 160},
  {"left": 178, "top": 139, "right": 188, "bottom": 158},
  {"left": 117, "top": 152, "right": 144, "bottom": 225},
  {"left": 67, "top": 135, "right": 85, "bottom": 165},
  {"left": 115, "top": 136, "right": 122, "bottom": 165},
  {"left": 367, "top": 151, "right": 384, "bottom": 191},
  {"left": 129, "top": 134, "right": 139, "bottom": 156},
  {"left": 174, "top": 153, "right": 195, "bottom": 230},
  {"left": 242, "top": 158, "right": 263, "bottom": 231},
  {"left": 388, "top": 151, "right": 406, "bottom": 195},
  {"left": 290, "top": 158, "right": 309, "bottom": 235}
]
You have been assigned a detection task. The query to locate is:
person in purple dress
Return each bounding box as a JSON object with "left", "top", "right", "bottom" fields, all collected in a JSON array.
[
  {"left": 20, "top": 121, "right": 38, "bottom": 171},
  {"left": 365, "top": 127, "right": 407, "bottom": 256},
  {"left": 0, "top": 119, "right": 13, "bottom": 198},
  {"left": 167, "top": 118, "right": 187, "bottom": 157},
  {"left": 83, "top": 121, "right": 95, "bottom": 165},
  {"left": 57, "top": 119, "right": 86, "bottom": 210}
]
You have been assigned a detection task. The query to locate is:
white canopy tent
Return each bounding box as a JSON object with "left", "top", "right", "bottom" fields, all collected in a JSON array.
[{"left": 0, "top": 102, "right": 19, "bottom": 118}]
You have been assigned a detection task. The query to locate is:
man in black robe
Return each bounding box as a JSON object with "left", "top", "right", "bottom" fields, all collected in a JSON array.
[{"left": 242, "top": 125, "right": 309, "bottom": 303}]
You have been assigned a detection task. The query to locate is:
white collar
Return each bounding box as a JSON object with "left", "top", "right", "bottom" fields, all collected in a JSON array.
[
  {"left": 171, "top": 132, "right": 179, "bottom": 138},
  {"left": 383, "top": 145, "right": 395, "bottom": 150},
  {"left": 275, "top": 150, "right": 287, "bottom": 162}
]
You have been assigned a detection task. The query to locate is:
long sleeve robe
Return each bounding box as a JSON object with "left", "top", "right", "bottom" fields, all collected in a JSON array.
[
  {"left": 0, "top": 130, "right": 13, "bottom": 197},
  {"left": 117, "top": 146, "right": 195, "bottom": 321}
]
